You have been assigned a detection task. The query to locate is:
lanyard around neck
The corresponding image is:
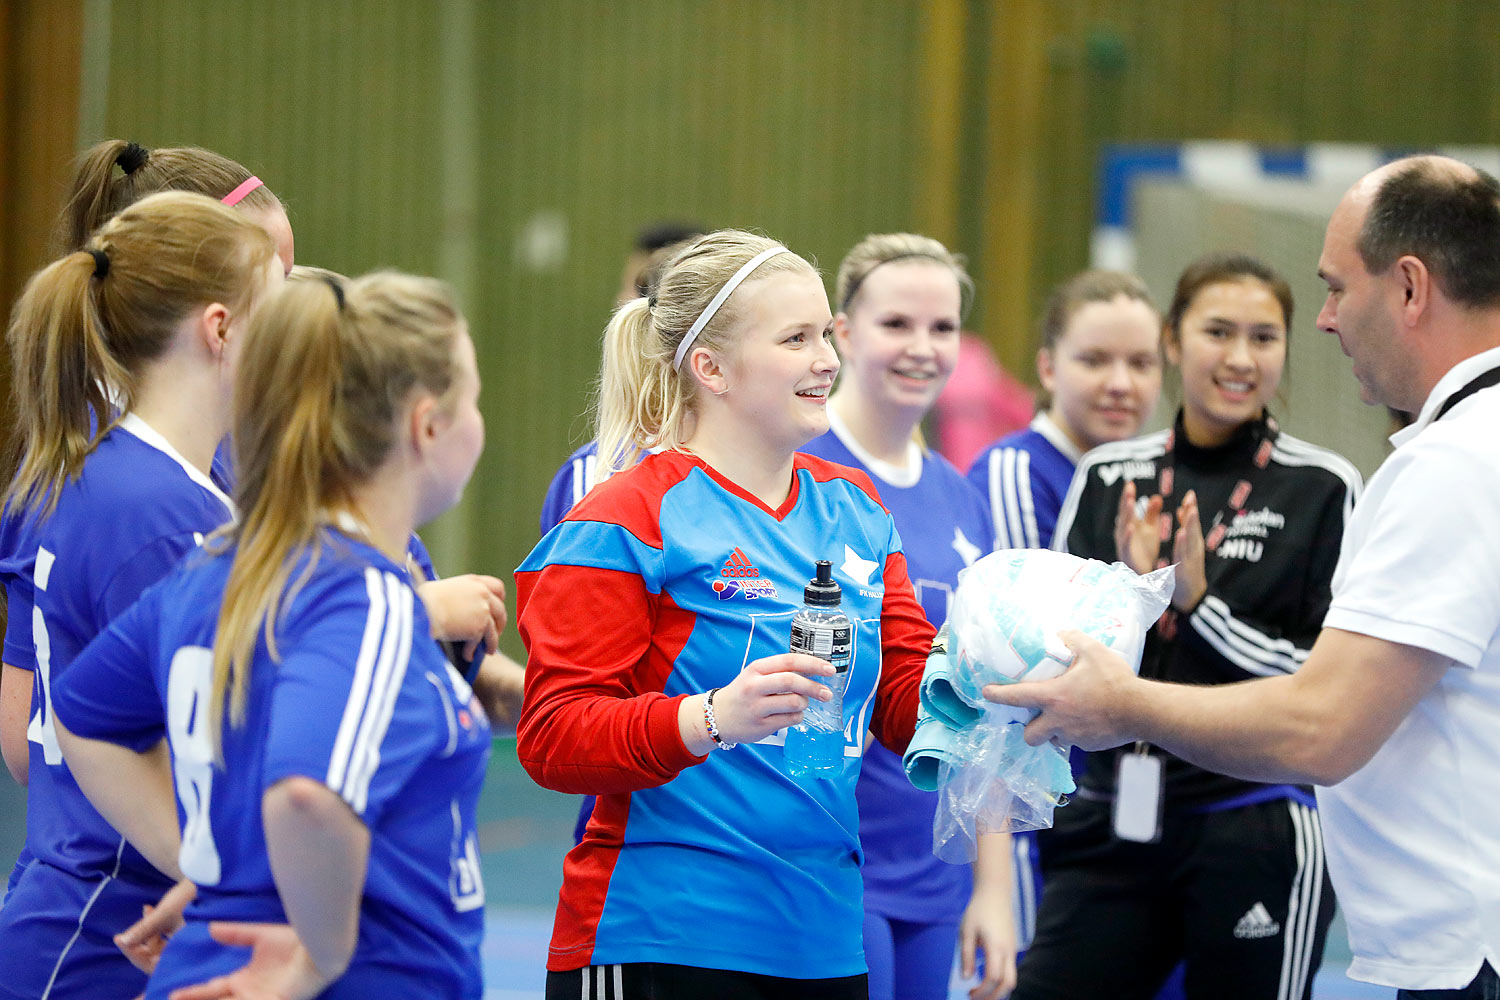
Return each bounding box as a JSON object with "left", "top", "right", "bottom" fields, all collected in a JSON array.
[
  {"left": 1153, "top": 414, "right": 1278, "bottom": 567},
  {"left": 1432, "top": 366, "right": 1500, "bottom": 423}
]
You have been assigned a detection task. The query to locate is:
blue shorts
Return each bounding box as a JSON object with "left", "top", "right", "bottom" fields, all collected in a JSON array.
[{"left": 0, "top": 860, "right": 158, "bottom": 1000}]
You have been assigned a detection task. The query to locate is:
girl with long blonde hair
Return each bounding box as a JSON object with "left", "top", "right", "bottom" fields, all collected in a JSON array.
[
  {"left": 53, "top": 271, "right": 491, "bottom": 998},
  {"left": 0, "top": 190, "right": 281, "bottom": 1000},
  {"left": 517, "top": 229, "right": 934, "bottom": 998}
]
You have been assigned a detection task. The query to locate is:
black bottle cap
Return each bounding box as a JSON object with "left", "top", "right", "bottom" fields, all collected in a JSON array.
[{"left": 804, "top": 559, "right": 842, "bottom": 606}]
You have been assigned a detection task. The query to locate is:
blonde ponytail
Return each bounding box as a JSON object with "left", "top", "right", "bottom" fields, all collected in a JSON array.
[
  {"left": 209, "top": 272, "right": 463, "bottom": 759},
  {"left": 5, "top": 190, "right": 275, "bottom": 517},
  {"left": 591, "top": 229, "right": 816, "bottom": 478}
]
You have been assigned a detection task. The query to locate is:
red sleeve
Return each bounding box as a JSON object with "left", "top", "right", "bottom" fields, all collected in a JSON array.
[
  {"left": 869, "top": 550, "right": 935, "bottom": 756},
  {"left": 515, "top": 563, "right": 707, "bottom": 794}
]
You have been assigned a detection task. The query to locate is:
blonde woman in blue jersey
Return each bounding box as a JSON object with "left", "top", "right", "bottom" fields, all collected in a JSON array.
[
  {"left": 517, "top": 230, "right": 935, "bottom": 999},
  {"left": 0, "top": 191, "right": 282, "bottom": 1000},
  {"left": 801, "top": 233, "right": 1015, "bottom": 1000},
  {"left": 3, "top": 138, "right": 293, "bottom": 795},
  {"left": 52, "top": 271, "right": 492, "bottom": 999}
]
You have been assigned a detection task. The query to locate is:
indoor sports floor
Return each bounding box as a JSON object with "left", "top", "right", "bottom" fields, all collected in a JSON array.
[{"left": 0, "top": 743, "right": 1393, "bottom": 998}]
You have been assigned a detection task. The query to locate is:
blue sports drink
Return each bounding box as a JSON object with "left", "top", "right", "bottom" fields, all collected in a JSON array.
[{"left": 785, "top": 560, "right": 852, "bottom": 778}]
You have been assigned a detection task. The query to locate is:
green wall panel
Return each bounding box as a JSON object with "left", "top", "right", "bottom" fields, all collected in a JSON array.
[
  {"left": 96, "top": 1, "right": 925, "bottom": 654},
  {"left": 87, "top": 0, "right": 1500, "bottom": 656}
]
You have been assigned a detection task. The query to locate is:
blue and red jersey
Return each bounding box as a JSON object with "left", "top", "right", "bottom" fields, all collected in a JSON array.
[{"left": 516, "top": 449, "right": 933, "bottom": 977}]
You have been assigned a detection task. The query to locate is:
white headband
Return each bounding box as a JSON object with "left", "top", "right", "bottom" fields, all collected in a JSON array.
[{"left": 671, "top": 246, "right": 791, "bottom": 371}]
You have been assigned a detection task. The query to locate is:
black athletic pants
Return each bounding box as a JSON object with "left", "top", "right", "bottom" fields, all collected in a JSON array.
[
  {"left": 546, "top": 963, "right": 869, "bottom": 1000},
  {"left": 1013, "top": 796, "right": 1336, "bottom": 1000}
]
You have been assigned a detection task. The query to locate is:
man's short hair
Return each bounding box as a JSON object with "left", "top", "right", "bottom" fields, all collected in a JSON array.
[
  {"left": 635, "top": 222, "right": 704, "bottom": 255},
  {"left": 1358, "top": 159, "right": 1500, "bottom": 308}
]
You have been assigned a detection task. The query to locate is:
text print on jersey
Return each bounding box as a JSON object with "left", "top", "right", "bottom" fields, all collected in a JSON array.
[{"left": 713, "top": 548, "right": 778, "bottom": 600}]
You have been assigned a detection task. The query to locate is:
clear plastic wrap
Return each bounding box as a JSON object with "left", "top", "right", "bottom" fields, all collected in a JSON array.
[{"left": 907, "top": 549, "right": 1174, "bottom": 863}]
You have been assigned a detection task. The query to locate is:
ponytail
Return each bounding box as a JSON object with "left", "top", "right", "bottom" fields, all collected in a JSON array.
[
  {"left": 54, "top": 139, "right": 282, "bottom": 254},
  {"left": 5, "top": 252, "right": 132, "bottom": 515},
  {"left": 210, "top": 281, "right": 344, "bottom": 758},
  {"left": 209, "top": 272, "right": 462, "bottom": 760},
  {"left": 4, "top": 190, "right": 277, "bottom": 518},
  {"left": 595, "top": 297, "right": 685, "bottom": 477},
  {"left": 591, "top": 229, "right": 815, "bottom": 479}
]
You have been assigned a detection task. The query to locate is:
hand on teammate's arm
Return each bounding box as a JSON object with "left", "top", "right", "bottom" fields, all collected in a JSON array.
[{"left": 417, "top": 574, "right": 508, "bottom": 661}]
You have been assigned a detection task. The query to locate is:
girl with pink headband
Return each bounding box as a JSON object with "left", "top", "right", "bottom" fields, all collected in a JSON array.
[{"left": 52, "top": 139, "right": 294, "bottom": 275}]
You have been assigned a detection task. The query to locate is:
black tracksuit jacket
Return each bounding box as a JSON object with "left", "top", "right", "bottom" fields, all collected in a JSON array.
[{"left": 1053, "top": 411, "right": 1362, "bottom": 810}]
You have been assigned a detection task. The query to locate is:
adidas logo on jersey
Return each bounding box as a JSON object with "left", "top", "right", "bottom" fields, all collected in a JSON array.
[
  {"left": 721, "top": 548, "right": 760, "bottom": 578},
  {"left": 713, "top": 548, "right": 778, "bottom": 600},
  {"left": 1233, "top": 902, "right": 1281, "bottom": 940}
]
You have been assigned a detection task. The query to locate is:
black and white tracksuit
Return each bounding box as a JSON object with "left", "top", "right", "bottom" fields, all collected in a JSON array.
[{"left": 1013, "top": 411, "right": 1361, "bottom": 1000}]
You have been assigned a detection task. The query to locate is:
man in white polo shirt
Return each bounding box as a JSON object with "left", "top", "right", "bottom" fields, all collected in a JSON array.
[{"left": 988, "top": 153, "right": 1500, "bottom": 998}]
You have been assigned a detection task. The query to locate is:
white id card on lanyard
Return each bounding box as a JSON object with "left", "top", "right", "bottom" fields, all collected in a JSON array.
[{"left": 1113, "top": 747, "right": 1164, "bottom": 843}]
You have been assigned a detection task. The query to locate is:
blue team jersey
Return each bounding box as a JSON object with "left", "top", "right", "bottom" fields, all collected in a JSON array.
[
  {"left": 539, "top": 441, "right": 601, "bottom": 536},
  {"left": 516, "top": 449, "right": 932, "bottom": 977},
  {"left": 801, "top": 418, "right": 990, "bottom": 923},
  {"left": 966, "top": 414, "right": 1081, "bottom": 552},
  {"left": 52, "top": 529, "right": 491, "bottom": 1000},
  {"left": 1, "top": 499, "right": 41, "bottom": 672},
  {"left": 0, "top": 415, "right": 234, "bottom": 1000},
  {"left": 21, "top": 415, "right": 234, "bottom": 886}
]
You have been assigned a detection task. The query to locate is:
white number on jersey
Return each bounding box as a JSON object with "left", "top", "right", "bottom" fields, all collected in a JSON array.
[
  {"left": 167, "top": 646, "right": 222, "bottom": 885},
  {"left": 26, "top": 547, "right": 62, "bottom": 766},
  {"left": 448, "top": 799, "right": 485, "bottom": 912}
]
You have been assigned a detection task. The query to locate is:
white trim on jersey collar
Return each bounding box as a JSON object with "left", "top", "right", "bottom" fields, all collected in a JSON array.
[
  {"left": 116, "top": 413, "right": 236, "bottom": 516},
  {"left": 825, "top": 405, "right": 922, "bottom": 488},
  {"left": 1030, "top": 412, "right": 1084, "bottom": 464}
]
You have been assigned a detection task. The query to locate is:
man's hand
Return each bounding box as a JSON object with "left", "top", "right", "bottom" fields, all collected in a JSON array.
[{"left": 983, "top": 630, "right": 1139, "bottom": 750}]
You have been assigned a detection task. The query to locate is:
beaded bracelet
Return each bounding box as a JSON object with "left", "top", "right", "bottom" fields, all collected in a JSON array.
[{"left": 704, "top": 687, "right": 736, "bottom": 750}]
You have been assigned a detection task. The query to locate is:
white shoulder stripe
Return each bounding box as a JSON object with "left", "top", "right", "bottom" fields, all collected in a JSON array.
[
  {"left": 344, "top": 575, "right": 414, "bottom": 814},
  {"left": 987, "top": 449, "right": 1011, "bottom": 549},
  {"left": 326, "top": 569, "right": 414, "bottom": 813},
  {"left": 1272, "top": 435, "right": 1362, "bottom": 492},
  {"left": 1076, "top": 430, "right": 1171, "bottom": 468},
  {"left": 1001, "top": 450, "right": 1024, "bottom": 549},
  {"left": 989, "top": 447, "right": 1043, "bottom": 551},
  {"left": 326, "top": 568, "right": 387, "bottom": 794},
  {"left": 1017, "top": 450, "right": 1039, "bottom": 549}
]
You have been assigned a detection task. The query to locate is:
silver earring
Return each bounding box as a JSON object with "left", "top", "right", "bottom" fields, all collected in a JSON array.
[{"left": 712, "top": 385, "right": 730, "bottom": 397}]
